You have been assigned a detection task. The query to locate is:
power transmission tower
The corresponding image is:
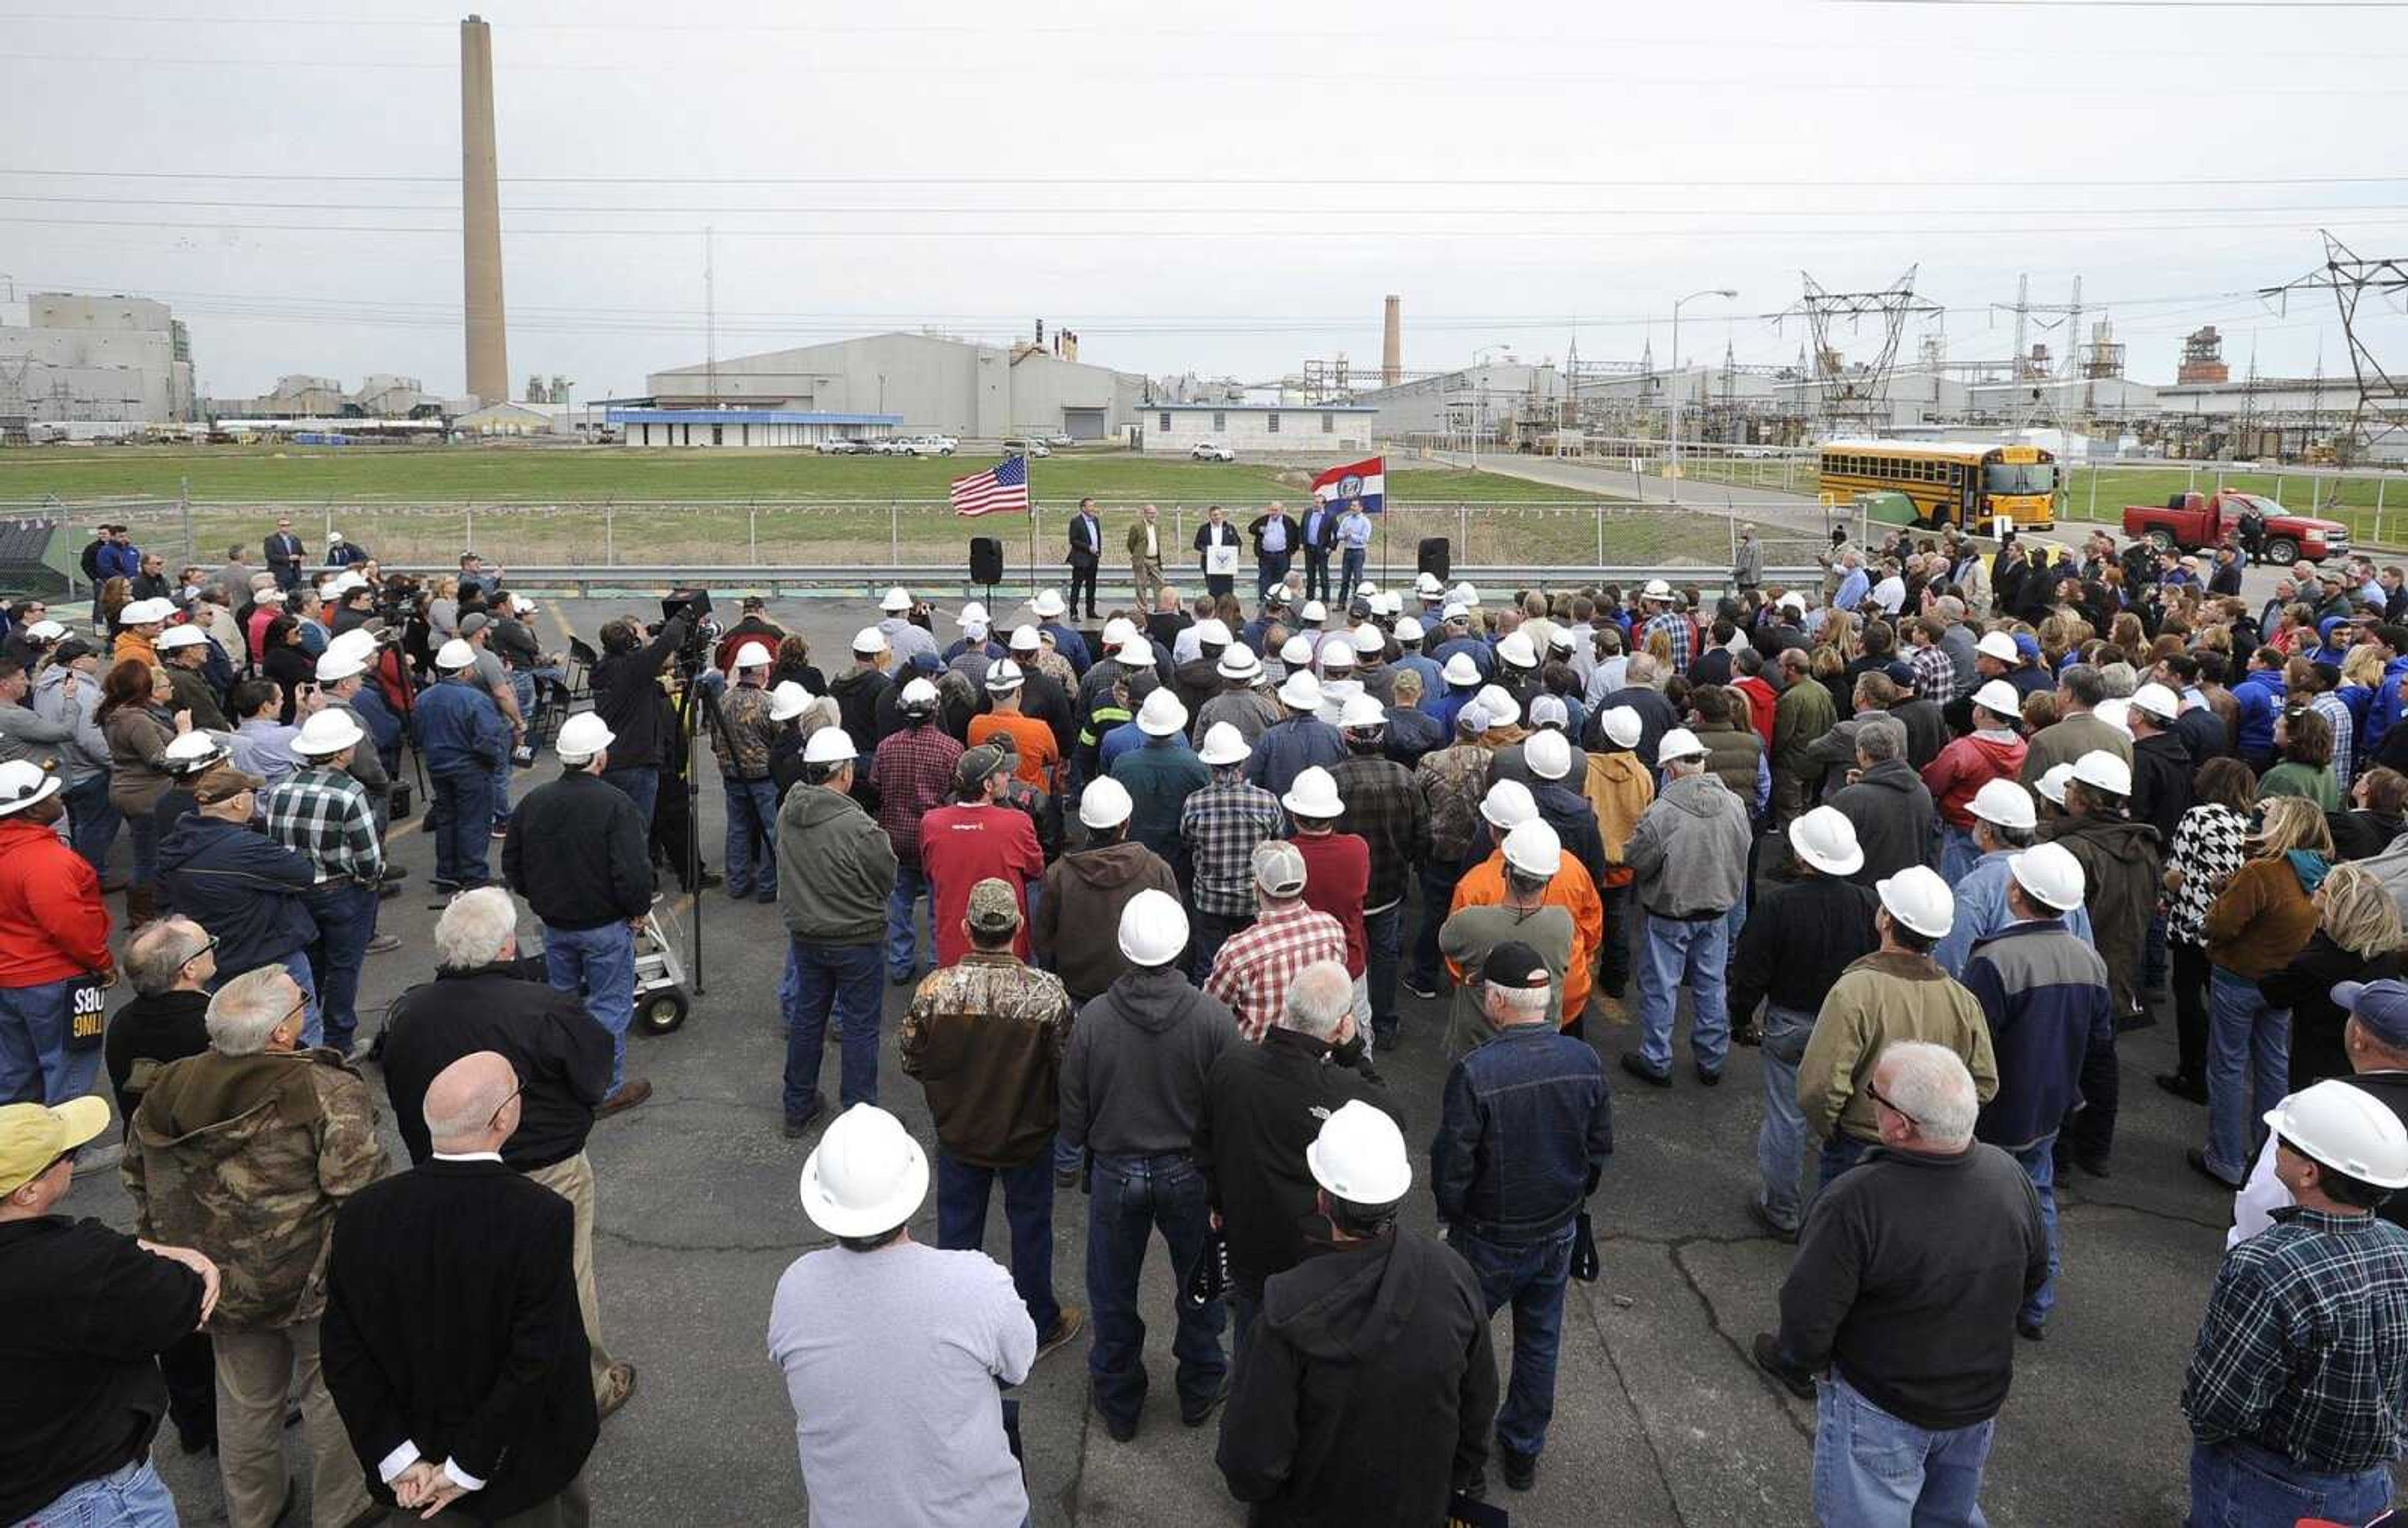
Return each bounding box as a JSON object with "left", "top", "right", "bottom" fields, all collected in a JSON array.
[
  {"left": 1991, "top": 274, "right": 2085, "bottom": 437},
  {"left": 0, "top": 356, "right": 31, "bottom": 445},
  {"left": 1786, "top": 267, "right": 1940, "bottom": 437},
  {"left": 2261, "top": 231, "right": 2408, "bottom": 465}
]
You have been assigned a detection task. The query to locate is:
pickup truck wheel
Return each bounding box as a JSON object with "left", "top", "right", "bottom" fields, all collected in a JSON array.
[
  {"left": 2146, "top": 528, "right": 2176, "bottom": 554},
  {"left": 2265, "top": 538, "right": 2299, "bottom": 565}
]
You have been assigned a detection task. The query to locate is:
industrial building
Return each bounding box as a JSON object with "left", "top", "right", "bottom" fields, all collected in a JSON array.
[
  {"left": 0, "top": 292, "right": 196, "bottom": 429},
  {"left": 205, "top": 373, "right": 457, "bottom": 421},
  {"left": 606, "top": 408, "right": 901, "bottom": 448},
  {"left": 639, "top": 331, "right": 1146, "bottom": 442},
  {"left": 1137, "top": 402, "right": 1380, "bottom": 455},
  {"left": 1349, "top": 363, "right": 1565, "bottom": 438}
]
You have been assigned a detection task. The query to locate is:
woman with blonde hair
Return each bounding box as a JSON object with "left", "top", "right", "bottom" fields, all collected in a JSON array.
[
  {"left": 2338, "top": 642, "right": 2387, "bottom": 736},
  {"left": 2195, "top": 796, "right": 2335, "bottom": 1187},
  {"left": 2262, "top": 860, "right": 2405, "bottom": 1091}
]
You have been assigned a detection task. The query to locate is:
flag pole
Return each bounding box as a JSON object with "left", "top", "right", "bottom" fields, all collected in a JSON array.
[{"left": 1027, "top": 457, "right": 1040, "bottom": 603}]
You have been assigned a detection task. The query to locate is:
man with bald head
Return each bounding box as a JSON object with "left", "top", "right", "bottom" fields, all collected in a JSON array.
[{"left": 323, "top": 1051, "right": 599, "bottom": 1526}]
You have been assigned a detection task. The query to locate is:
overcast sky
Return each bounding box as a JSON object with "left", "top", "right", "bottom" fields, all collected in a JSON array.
[{"left": 6, "top": 0, "right": 2405, "bottom": 400}]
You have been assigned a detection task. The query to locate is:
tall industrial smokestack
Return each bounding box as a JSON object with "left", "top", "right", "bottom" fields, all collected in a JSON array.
[
  {"left": 460, "top": 16, "right": 508, "bottom": 404},
  {"left": 1381, "top": 295, "right": 1402, "bottom": 386}
]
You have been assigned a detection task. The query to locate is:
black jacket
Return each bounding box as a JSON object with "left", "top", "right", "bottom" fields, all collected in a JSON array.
[
  {"left": 1217, "top": 1229, "right": 1497, "bottom": 1527},
  {"left": 2129, "top": 730, "right": 2195, "bottom": 850},
  {"left": 589, "top": 617, "right": 684, "bottom": 770},
  {"left": 380, "top": 964, "right": 613, "bottom": 1171},
  {"left": 321, "top": 1160, "right": 598, "bottom": 1520},
  {"left": 1195, "top": 1028, "right": 1392, "bottom": 1295},
  {"left": 503, "top": 770, "right": 655, "bottom": 931},
  {"left": 0, "top": 1215, "right": 204, "bottom": 1524},
  {"left": 1245, "top": 512, "right": 1302, "bottom": 556},
  {"left": 104, "top": 987, "right": 212, "bottom": 1130},
  {"left": 1728, "top": 874, "right": 1881, "bottom": 1024},
  {"left": 828, "top": 666, "right": 891, "bottom": 760},
  {"left": 2173, "top": 705, "right": 2231, "bottom": 765},
  {"left": 1828, "top": 758, "right": 1937, "bottom": 886},
  {"left": 2327, "top": 809, "right": 2404, "bottom": 864},
  {"left": 2264, "top": 933, "right": 2405, "bottom": 1091}
]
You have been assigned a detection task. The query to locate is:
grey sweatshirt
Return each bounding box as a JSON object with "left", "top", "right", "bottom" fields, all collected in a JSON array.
[
  {"left": 1624, "top": 771, "right": 1752, "bottom": 918},
  {"left": 1059, "top": 968, "right": 1240, "bottom": 1157},
  {"left": 27, "top": 665, "right": 109, "bottom": 782}
]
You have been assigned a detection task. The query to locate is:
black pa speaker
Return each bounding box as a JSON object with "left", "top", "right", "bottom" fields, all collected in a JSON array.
[
  {"left": 1417, "top": 536, "right": 1452, "bottom": 581},
  {"left": 969, "top": 536, "right": 1005, "bottom": 586}
]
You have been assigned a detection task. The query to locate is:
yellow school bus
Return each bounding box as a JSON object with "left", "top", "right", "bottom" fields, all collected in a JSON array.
[{"left": 1817, "top": 440, "right": 2058, "bottom": 531}]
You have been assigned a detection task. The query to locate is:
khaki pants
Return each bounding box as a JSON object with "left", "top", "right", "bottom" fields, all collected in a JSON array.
[
  {"left": 1131, "top": 555, "right": 1166, "bottom": 610},
  {"left": 214, "top": 1321, "right": 372, "bottom": 1528},
  {"left": 384, "top": 1474, "right": 589, "bottom": 1528},
  {"left": 524, "top": 1152, "right": 615, "bottom": 1398}
]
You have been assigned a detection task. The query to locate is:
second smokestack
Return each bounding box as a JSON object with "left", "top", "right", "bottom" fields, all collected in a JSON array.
[
  {"left": 462, "top": 15, "right": 509, "bottom": 405},
  {"left": 1381, "top": 295, "right": 1402, "bottom": 386}
]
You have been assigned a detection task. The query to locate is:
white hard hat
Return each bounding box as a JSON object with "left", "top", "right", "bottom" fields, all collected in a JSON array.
[
  {"left": 1968, "top": 778, "right": 2037, "bottom": 831},
  {"left": 435, "top": 639, "right": 477, "bottom": 671},
  {"left": 1453, "top": 583, "right": 1482, "bottom": 607},
  {"left": 327, "top": 626, "right": 378, "bottom": 662},
  {"left": 1198, "top": 721, "right": 1250, "bottom": 767},
  {"left": 1282, "top": 765, "right": 1344, "bottom": 820},
  {"left": 1351, "top": 622, "right": 1384, "bottom": 656},
  {"left": 122, "top": 598, "right": 175, "bottom": 624},
  {"left": 1496, "top": 631, "right": 1538, "bottom": 669},
  {"left": 1528, "top": 694, "right": 1569, "bottom": 732},
  {"left": 1116, "top": 637, "right": 1154, "bottom": 667},
  {"left": 1196, "top": 618, "right": 1232, "bottom": 647},
  {"left": 799, "top": 1104, "right": 929, "bottom": 1238},
  {"left": 1441, "top": 653, "right": 1481, "bottom": 687},
  {"left": 0, "top": 758, "right": 62, "bottom": 817},
  {"left": 1876, "top": 865, "right": 1955, "bottom": 939},
  {"left": 768, "top": 681, "right": 812, "bottom": 722},
  {"left": 1279, "top": 671, "right": 1323, "bottom": 712},
  {"left": 1976, "top": 631, "right": 2022, "bottom": 663},
  {"left": 251, "top": 589, "right": 287, "bottom": 607},
  {"left": 1480, "top": 778, "right": 1538, "bottom": 830},
  {"left": 851, "top": 626, "right": 889, "bottom": 655},
  {"left": 1473, "top": 686, "right": 1519, "bottom": 728},
  {"left": 1526, "top": 729, "right": 1573, "bottom": 782},
  {"left": 1656, "top": 726, "right": 1708, "bottom": 765},
  {"left": 983, "top": 659, "right": 1024, "bottom": 694},
  {"left": 803, "top": 728, "right": 857, "bottom": 765},
  {"left": 1117, "top": 888, "right": 1191, "bottom": 968},
  {"left": 23, "top": 619, "right": 64, "bottom": 641},
  {"left": 1079, "top": 775, "right": 1135, "bottom": 830},
  {"left": 510, "top": 594, "right": 536, "bottom": 614},
  {"left": 1787, "top": 805, "right": 1866, "bottom": 878},
  {"left": 1502, "top": 819, "right": 1562, "bottom": 878},
  {"left": 2036, "top": 761, "right": 2078, "bottom": 807},
  {"left": 899, "top": 677, "right": 941, "bottom": 711},
  {"left": 2130, "top": 682, "right": 2180, "bottom": 722},
  {"left": 1008, "top": 623, "right": 1042, "bottom": 652},
  {"left": 1641, "top": 578, "right": 1674, "bottom": 601},
  {"left": 1318, "top": 642, "right": 1356, "bottom": 672},
  {"left": 1299, "top": 600, "right": 1328, "bottom": 625},
  {"left": 1279, "top": 635, "right": 1316, "bottom": 669},
  {"left": 2093, "top": 698, "right": 2132, "bottom": 736},
  {"left": 1415, "top": 571, "right": 1443, "bottom": 595},
  {"left": 956, "top": 601, "right": 990, "bottom": 626},
  {"left": 315, "top": 648, "right": 366, "bottom": 684},
  {"left": 1032, "top": 588, "right": 1067, "bottom": 618},
  {"left": 163, "top": 731, "right": 227, "bottom": 772},
  {"left": 1600, "top": 706, "right": 1644, "bottom": 750},
  {"left": 1971, "top": 680, "right": 2023, "bottom": 721},
  {"left": 1136, "top": 689, "right": 1189, "bottom": 738},
  {"left": 550, "top": 711, "right": 615, "bottom": 762},
  {"left": 288, "top": 708, "right": 365, "bottom": 758},
  {"left": 1441, "top": 602, "right": 1471, "bottom": 624},
  {"left": 1217, "top": 645, "right": 1262, "bottom": 680},
  {"left": 2008, "top": 841, "right": 2087, "bottom": 912},
  {"left": 1780, "top": 592, "right": 1807, "bottom": 613},
  {"left": 2265, "top": 1078, "right": 2408, "bottom": 1189},
  {"left": 1339, "top": 693, "right": 1387, "bottom": 730},
  {"left": 327, "top": 529, "right": 344, "bottom": 543},
  {"left": 880, "top": 586, "right": 912, "bottom": 612},
  {"left": 732, "top": 641, "right": 773, "bottom": 671},
  {"left": 1395, "top": 617, "right": 1425, "bottom": 643},
  {"left": 1306, "top": 1100, "right": 1412, "bottom": 1206},
  {"left": 155, "top": 624, "right": 207, "bottom": 652},
  {"left": 1102, "top": 617, "right": 1138, "bottom": 647},
  {"left": 2070, "top": 749, "right": 2132, "bottom": 797}
]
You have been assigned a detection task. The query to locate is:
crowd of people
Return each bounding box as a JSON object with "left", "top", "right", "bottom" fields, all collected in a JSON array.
[{"left": 9, "top": 506, "right": 2408, "bottom": 1526}]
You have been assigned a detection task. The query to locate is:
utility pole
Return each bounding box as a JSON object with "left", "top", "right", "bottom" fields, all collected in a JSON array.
[
  {"left": 1669, "top": 288, "right": 1737, "bottom": 492},
  {"left": 1787, "top": 268, "right": 1939, "bottom": 438},
  {"left": 703, "top": 226, "right": 719, "bottom": 408}
]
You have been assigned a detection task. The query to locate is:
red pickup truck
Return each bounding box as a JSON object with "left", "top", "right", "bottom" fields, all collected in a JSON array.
[{"left": 2121, "top": 490, "right": 2350, "bottom": 565}]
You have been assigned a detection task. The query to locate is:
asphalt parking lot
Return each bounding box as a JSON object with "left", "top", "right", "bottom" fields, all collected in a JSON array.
[{"left": 61, "top": 591, "right": 2338, "bottom": 1527}]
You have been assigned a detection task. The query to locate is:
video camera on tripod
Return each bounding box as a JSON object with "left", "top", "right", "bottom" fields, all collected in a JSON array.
[{"left": 648, "top": 587, "right": 721, "bottom": 672}]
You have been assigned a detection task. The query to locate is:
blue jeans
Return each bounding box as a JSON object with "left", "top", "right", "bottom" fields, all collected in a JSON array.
[
  {"left": 490, "top": 741, "right": 514, "bottom": 830},
  {"left": 937, "top": 1143, "right": 1063, "bottom": 1339},
  {"left": 2009, "top": 1135, "right": 2061, "bottom": 1329},
  {"left": 65, "top": 773, "right": 120, "bottom": 878},
  {"left": 2186, "top": 1438, "right": 2392, "bottom": 1528},
  {"left": 1256, "top": 551, "right": 1291, "bottom": 601},
  {"left": 783, "top": 938, "right": 882, "bottom": 1115},
  {"left": 722, "top": 775, "right": 779, "bottom": 901},
  {"left": 1633, "top": 911, "right": 1732, "bottom": 1077},
  {"left": 15, "top": 1455, "right": 181, "bottom": 1528},
  {"left": 1085, "top": 1152, "right": 1227, "bottom": 1429},
  {"left": 1814, "top": 1371, "right": 1995, "bottom": 1527},
  {"left": 1364, "top": 903, "right": 1403, "bottom": 1031},
  {"left": 1189, "top": 910, "right": 1245, "bottom": 988},
  {"left": 1937, "top": 824, "right": 1980, "bottom": 886},
  {"left": 1755, "top": 1002, "right": 1818, "bottom": 1231},
  {"left": 546, "top": 921, "right": 636, "bottom": 1094},
  {"left": 0, "top": 976, "right": 104, "bottom": 1108},
  {"left": 1340, "top": 547, "right": 1367, "bottom": 599},
  {"left": 428, "top": 768, "right": 496, "bottom": 888},
  {"left": 1412, "top": 864, "right": 1463, "bottom": 992},
  {"left": 1448, "top": 1224, "right": 1576, "bottom": 1458},
  {"left": 122, "top": 805, "right": 159, "bottom": 891},
  {"left": 887, "top": 861, "right": 931, "bottom": 982},
  {"left": 601, "top": 764, "right": 659, "bottom": 826},
  {"left": 302, "top": 881, "right": 378, "bottom": 1054},
  {"left": 2204, "top": 969, "right": 2289, "bottom": 1182},
  {"left": 1819, "top": 1132, "right": 1872, "bottom": 1190}
]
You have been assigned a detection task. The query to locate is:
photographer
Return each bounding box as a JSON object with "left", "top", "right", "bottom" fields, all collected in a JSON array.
[{"left": 592, "top": 609, "right": 689, "bottom": 823}]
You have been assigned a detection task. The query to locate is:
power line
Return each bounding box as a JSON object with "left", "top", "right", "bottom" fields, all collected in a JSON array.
[{"left": 6, "top": 167, "right": 2402, "bottom": 189}]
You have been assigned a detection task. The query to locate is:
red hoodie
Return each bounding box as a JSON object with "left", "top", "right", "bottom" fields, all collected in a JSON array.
[
  {"left": 0, "top": 816, "right": 112, "bottom": 984},
  {"left": 1920, "top": 731, "right": 2029, "bottom": 829},
  {"left": 1731, "top": 676, "right": 1779, "bottom": 746}
]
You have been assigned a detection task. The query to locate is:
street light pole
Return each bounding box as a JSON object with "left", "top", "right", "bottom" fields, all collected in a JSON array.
[{"left": 1669, "top": 288, "right": 1737, "bottom": 500}]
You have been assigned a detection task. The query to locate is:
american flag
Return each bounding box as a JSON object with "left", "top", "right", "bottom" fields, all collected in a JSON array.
[{"left": 950, "top": 456, "right": 1031, "bottom": 517}]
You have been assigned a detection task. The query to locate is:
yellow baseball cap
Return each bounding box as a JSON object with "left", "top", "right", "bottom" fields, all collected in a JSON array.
[{"left": 0, "top": 1098, "right": 112, "bottom": 1196}]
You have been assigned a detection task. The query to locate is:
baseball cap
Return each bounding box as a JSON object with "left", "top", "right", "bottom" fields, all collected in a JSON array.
[
  {"left": 1252, "top": 839, "right": 1308, "bottom": 896},
  {"left": 964, "top": 878, "right": 1023, "bottom": 936},
  {"left": 954, "top": 745, "right": 1009, "bottom": 793},
  {"left": 2335, "top": 979, "right": 2408, "bottom": 1051},
  {"left": 1481, "top": 940, "right": 1552, "bottom": 990},
  {"left": 458, "top": 612, "right": 490, "bottom": 637},
  {"left": 191, "top": 764, "right": 265, "bottom": 805},
  {"left": 0, "top": 1098, "right": 112, "bottom": 1197}
]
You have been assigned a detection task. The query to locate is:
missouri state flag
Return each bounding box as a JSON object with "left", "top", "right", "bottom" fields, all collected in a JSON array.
[{"left": 1310, "top": 455, "right": 1385, "bottom": 515}]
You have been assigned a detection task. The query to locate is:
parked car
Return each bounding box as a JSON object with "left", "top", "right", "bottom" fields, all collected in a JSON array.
[
  {"left": 2121, "top": 490, "right": 2350, "bottom": 565},
  {"left": 818, "top": 438, "right": 864, "bottom": 454},
  {"left": 1001, "top": 438, "right": 1052, "bottom": 458},
  {"left": 1043, "top": 433, "right": 1074, "bottom": 448},
  {"left": 1191, "top": 442, "right": 1238, "bottom": 462}
]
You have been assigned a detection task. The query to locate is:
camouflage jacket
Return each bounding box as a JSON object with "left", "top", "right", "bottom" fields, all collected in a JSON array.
[
  {"left": 124, "top": 1047, "right": 389, "bottom": 1331},
  {"left": 1030, "top": 649, "right": 1079, "bottom": 694},
  {"left": 711, "top": 680, "right": 779, "bottom": 780},
  {"left": 897, "top": 952, "right": 1074, "bottom": 1169},
  {"left": 1417, "top": 741, "right": 1496, "bottom": 865}
]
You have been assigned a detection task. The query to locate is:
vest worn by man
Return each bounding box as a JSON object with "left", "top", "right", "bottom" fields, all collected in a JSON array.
[{"left": 1692, "top": 723, "right": 1765, "bottom": 806}]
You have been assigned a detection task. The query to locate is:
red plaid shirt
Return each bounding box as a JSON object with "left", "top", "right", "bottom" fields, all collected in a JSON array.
[{"left": 1203, "top": 898, "right": 1346, "bottom": 1042}]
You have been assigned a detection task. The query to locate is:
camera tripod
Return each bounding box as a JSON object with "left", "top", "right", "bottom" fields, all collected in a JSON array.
[{"left": 669, "top": 650, "right": 747, "bottom": 999}]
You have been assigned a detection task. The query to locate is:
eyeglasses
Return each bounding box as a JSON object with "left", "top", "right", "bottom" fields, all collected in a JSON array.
[
  {"left": 1866, "top": 1081, "right": 1918, "bottom": 1130},
  {"left": 488, "top": 1081, "right": 524, "bottom": 1134},
  {"left": 180, "top": 935, "right": 221, "bottom": 969}
]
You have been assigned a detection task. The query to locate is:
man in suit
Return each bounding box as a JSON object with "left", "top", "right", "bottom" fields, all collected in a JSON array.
[
  {"left": 322, "top": 1051, "right": 599, "bottom": 1527},
  {"left": 1194, "top": 504, "right": 1241, "bottom": 601},
  {"left": 264, "top": 517, "right": 306, "bottom": 593},
  {"left": 1066, "top": 497, "right": 1105, "bottom": 622},
  {"left": 1247, "top": 502, "right": 1301, "bottom": 605},
  {"left": 1297, "top": 499, "right": 1338, "bottom": 606}
]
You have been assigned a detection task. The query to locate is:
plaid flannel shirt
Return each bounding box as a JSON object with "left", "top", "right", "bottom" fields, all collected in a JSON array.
[
  {"left": 1641, "top": 610, "right": 1694, "bottom": 675},
  {"left": 1204, "top": 898, "right": 1347, "bottom": 1042},
  {"left": 1331, "top": 753, "right": 1430, "bottom": 910},
  {"left": 1907, "top": 642, "right": 1958, "bottom": 705},
  {"left": 869, "top": 723, "right": 964, "bottom": 864},
  {"left": 1181, "top": 774, "right": 1284, "bottom": 920},
  {"left": 2183, "top": 1206, "right": 2408, "bottom": 1473},
  {"left": 260, "top": 765, "right": 383, "bottom": 886}
]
